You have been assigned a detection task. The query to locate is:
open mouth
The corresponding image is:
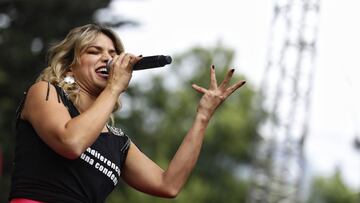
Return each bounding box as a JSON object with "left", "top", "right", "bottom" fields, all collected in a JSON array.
[{"left": 95, "top": 66, "right": 109, "bottom": 78}]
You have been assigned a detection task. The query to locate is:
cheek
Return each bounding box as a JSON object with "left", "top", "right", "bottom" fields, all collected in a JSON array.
[
  {"left": 78, "top": 56, "right": 99, "bottom": 71},
  {"left": 73, "top": 57, "right": 100, "bottom": 80},
  {"left": 72, "top": 63, "right": 89, "bottom": 77},
  {"left": 82, "top": 56, "right": 98, "bottom": 67}
]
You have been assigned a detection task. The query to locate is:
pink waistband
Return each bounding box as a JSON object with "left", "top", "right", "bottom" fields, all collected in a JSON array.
[{"left": 10, "top": 198, "right": 45, "bottom": 203}]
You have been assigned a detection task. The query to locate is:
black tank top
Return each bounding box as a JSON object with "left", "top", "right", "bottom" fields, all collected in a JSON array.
[{"left": 9, "top": 84, "right": 131, "bottom": 203}]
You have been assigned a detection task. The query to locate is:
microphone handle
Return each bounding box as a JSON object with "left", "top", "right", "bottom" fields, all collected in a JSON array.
[
  {"left": 133, "top": 55, "right": 172, "bottom": 70},
  {"left": 106, "top": 55, "right": 172, "bottom": 71}
]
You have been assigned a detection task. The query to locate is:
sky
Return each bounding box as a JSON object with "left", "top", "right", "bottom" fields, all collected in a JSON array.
[{"left": 106, "top": 0, "right": 360, "bottom": 189}]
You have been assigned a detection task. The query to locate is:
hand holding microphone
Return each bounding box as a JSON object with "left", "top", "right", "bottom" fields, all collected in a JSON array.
[
  {"left": 105, "top": 54, "right": 172, "bottom": 94},
  {"left": 106, "top": 55, "right": 172, "bottom": 71}
]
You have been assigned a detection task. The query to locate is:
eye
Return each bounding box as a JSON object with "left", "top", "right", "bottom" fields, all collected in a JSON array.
[
  {"left": 86, "top": 47, "right": 101, "bottom": 55},
  {"left": 87, "top": 50, "right": 99, "bottom": 55}
]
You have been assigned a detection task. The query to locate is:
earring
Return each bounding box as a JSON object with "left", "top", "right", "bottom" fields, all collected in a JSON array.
[{"left": 64, "top": 75, "right": 75, "bottom": 84}]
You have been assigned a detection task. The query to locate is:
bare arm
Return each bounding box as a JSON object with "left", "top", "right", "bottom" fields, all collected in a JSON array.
[
  {"left": 122, "top": 65, "right": 246, "bottom": 197},
  {"left": 22, "top": 81, "right": 121, "bottom": 159},
  {"left": 22, "top": 53, "right": 140, "bottom": 159}
]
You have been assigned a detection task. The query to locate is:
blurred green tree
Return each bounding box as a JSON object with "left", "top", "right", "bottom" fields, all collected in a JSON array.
[
  {"left": 306, "top": 169, "right": 359, "bottom": 203},
  {"left": 0, "top": 0, "right": 133, "bottom": 201},
  {"left": 106, "top": 44, "right": 262, "bottom": 203}
]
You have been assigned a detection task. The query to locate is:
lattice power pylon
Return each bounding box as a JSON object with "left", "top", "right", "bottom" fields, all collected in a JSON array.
[{"left": 247, "top": 0, "right": 320, "bottom": 202}]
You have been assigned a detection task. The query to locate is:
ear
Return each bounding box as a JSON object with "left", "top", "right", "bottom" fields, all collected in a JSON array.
[
  {"left": 65, "top": 71, "right": 72, "bottom": 77},
  {"left": 67, "top": 65, "right": 74, "bottom": 75}
]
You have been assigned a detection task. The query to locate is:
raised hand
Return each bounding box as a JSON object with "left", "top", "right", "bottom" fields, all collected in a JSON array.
[{"left": 192, "top": 65, "right": 246, "bottom": 119}]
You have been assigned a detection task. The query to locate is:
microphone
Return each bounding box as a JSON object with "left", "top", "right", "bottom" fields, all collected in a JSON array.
[{"left": 106, "top": 55, "right": 172, "bottom": 71}]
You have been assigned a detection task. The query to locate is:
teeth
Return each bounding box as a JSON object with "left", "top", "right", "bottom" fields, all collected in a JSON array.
[
  {"left": 97, "top": 68, "right": 107, "bottom": 72},
  {"left": 96, "top": 67, "right": 109, "bottom": 75}
]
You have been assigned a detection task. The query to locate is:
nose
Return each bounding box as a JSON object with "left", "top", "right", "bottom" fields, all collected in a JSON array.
[{"left": 101, "top": 51, "right": 113, "bottom": 62}]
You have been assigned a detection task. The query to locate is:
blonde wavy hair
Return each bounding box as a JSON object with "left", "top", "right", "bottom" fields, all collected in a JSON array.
[{"left": 36, "top": 24, "right": 124, "bottom": 114}]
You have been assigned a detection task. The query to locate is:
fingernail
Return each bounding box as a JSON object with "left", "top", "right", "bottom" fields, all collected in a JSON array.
[
  {"left": 231, "top": 69, "right": 235, "bottom": 73},
  {"left": 138, "top": 54, "right": 143, "bottom": 57},
  {"left": 212, "top": 65, "right": 215, "bottom": 69}
]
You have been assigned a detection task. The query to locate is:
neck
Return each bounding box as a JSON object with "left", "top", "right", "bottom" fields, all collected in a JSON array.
[{"left": 77, "top": 89, "right": 98, "bottom": 113}]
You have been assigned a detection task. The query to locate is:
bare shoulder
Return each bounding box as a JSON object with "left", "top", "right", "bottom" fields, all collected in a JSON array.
[
  {"left": 27, "top": 81, "right": 55, "bottom": 100},
  {"left": 22, "top": 81, "right": 66, "bottom": 120}
]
